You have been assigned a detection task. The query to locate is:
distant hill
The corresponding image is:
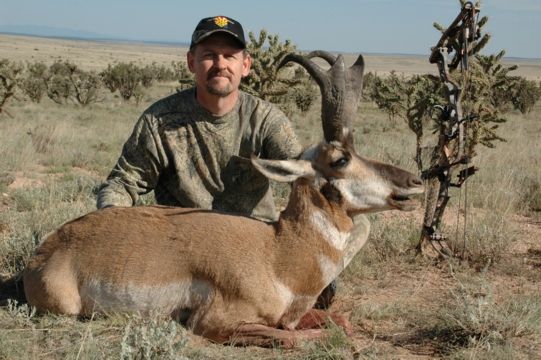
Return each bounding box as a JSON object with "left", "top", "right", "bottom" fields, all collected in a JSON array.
[
  {"left": 0, "top": 24, "right": 189, "bottom": 46},
  {"left": 0, "top": 24, "right": 128, "bottom": 41}
]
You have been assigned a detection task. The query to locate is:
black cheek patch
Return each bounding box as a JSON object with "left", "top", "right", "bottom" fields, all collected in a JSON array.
[{"left": 320, "top": 182, "right": 343, "bottom": 202}]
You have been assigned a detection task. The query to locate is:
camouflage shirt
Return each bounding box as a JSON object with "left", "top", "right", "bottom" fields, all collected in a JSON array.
[{"left": 97, "top": 89, "right": 302, "bottom": 222}]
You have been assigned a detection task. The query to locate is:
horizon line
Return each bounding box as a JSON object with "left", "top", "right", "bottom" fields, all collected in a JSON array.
[{"left": 1, "top": 31, "right": 539, "bottom": 61}]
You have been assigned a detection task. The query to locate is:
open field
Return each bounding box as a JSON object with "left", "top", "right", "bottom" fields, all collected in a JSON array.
[
  {"left": 1, "top": 34, "right": 541, "bottom": 359},
  {"left": 2, "top": 33, "right": 540, "bottom": 79}
]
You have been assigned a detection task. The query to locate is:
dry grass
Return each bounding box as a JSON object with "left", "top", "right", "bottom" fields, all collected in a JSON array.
[
  {"left": 0, "top": 34, "right": 188, "bottom": 72},
  {"left": 1, "top": 34, "right": 541, "bottom": 359}
]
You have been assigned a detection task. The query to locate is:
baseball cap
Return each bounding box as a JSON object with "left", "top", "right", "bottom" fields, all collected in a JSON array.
[{"left": 190, "top": 16, "right": 246, "bottom": 50}]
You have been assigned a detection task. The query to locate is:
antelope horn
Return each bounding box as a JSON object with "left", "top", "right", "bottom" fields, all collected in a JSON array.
[
  {"left": 306, "top": 50, "right": 336, "bottom": 66},
  {"left": 278, "top": 51, "right": 365, "bottom": 146}
]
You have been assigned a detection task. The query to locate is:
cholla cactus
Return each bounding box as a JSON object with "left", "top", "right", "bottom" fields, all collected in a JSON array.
[
  {"left": 511, "top": 77, "right": 541, "bottom": 114},
  {"left": 67, "top": 64, "right": 103, "bottom": 107},
  {"left": 0, "top": 59, "right": 25, "bottom": 118},
  {"left": 241, "top": 29, "right": 313, "bottom": 106},
  {"left": 457, "top": 50, "right": 517, "bottom": 154},
  {"left": 21, "top": 61, "right": 48, "bottom": 103},
  {"left": 171, "top": 60, "right": 195, "bottom": 91},
  {"left": 429, "top": 1, "right": 522, "bottom": 156},
  {"left": 369, "top": 71, "right": 444, "bottom": 168},
  {"left": 101, "top": 62, "right": 141, "bottom": 101},
  {"left": 42, "top": 60, "right": 103, "bottom": 107},
  {"left": 369, "top": 0, "right": 521, "bottom": 166}
]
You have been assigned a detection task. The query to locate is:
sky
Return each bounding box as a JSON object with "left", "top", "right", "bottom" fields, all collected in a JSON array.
[{"left": 1, "top": 0, "right": 540, "bottom": 59}]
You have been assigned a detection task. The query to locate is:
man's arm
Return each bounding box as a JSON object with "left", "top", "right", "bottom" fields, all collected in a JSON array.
[{"left": 97, "top": 114, "right": 168, "bottom": 209}]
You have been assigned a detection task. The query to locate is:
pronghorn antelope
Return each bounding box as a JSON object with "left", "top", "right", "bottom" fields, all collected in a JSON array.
[{"left": 23, "top": 51, "right": 424, "bottom": 347}]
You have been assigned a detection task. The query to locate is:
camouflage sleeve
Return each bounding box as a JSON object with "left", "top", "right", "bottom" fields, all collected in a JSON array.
[
  {"left": 260, "top": 108, "right": 303, "bottom": 160},
  {"left": 97, "top": 114, "right": 168, "bottom": 209}
]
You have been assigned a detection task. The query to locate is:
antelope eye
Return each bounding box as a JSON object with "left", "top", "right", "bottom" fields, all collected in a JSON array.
[{"left": 331, "top": 157, "right": 349, "bottom": 168}]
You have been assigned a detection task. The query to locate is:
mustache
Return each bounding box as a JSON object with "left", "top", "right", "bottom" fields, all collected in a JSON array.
[{"left": 207, "top": 70, "right": 232, "bottom": 80}]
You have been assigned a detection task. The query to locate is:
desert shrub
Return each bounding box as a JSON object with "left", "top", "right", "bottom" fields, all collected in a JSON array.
[
  {"left": 101, "top": 62, "right": 142, "bottom": 101},
  {"left": 285, "top": 66, "right": 318, "bottom": 114},
  {"left": 291, "top": 82, "right": 317, "bottom": 114},
  {"left": 369, "top": 71, "right": 443, "bottom": 148},
  {"left": 172, "top": 60, "right": 195, "bottom": 91},
  {"left": 450, "top": 51, "right": 515, "bottom": 153},
  {"left": 153, "top": 63, "right": 175, "bottom": 82},
  {"left": 69, "top": 68, "right": 103, "bottom": 107},
  {"left": 140, "top": 64, "right": 155, "bottom": 88},
  {"left": 0, "top": 58, "right": 25, "bottom": 118},
  {"left": 43, "top": 61, "right": 102, "bottom": 107},
  {"left": 120, "top": 314, "right": 190, "bottom": 360},
  {"left": 362, "top": 71, "right": 376, "bottom": 102},
  {"left": 4, "top": 300, "right": 37, "bottom": 328},
  {"left": 132, "top": 84, "right": 147, "bottom": 105},
  {"left": 45, "top": 60, "right": 73, "bottom": 105},
  {"left": 47, "top": 76, "right": 72, "bottom": 105},
  {"left": 141, "top": 62, "right": 175, "bottom": 87},
  {"left": 21, "top": 61, "right": 48, "bottom": 103},
  {"left": 461, "top": 211, "right": 515, "bottom": 267},
  {"left": 512, "top": 77, "right": 541, "bottom": 114},
  {"left": 241, "top": 29, "right": 312, "bottom": 106}
]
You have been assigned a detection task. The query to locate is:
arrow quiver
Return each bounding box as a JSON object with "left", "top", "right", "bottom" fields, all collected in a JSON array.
[{"left": 418, "top": 2, "right": 481, "bottom": 258}]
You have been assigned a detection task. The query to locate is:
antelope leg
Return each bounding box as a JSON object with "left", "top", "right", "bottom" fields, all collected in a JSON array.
[{"left": 296, "top": 309, "right": 353, "bottom": 336}]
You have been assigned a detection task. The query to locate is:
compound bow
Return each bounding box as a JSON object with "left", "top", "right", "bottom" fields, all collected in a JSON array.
[{"left": 419, "top": 1, "right": 481, "bottom": 258}]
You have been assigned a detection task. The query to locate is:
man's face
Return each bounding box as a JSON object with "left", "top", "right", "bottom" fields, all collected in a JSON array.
[{"left": 187, "top": 33, "right": 251, "bottom": 97}]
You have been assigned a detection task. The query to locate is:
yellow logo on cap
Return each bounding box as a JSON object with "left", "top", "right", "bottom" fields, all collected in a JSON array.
[{"left": 214, "top": 16, "right": 228, "bottom": 28}]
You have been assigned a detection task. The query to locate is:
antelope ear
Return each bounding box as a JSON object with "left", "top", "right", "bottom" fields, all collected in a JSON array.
[
  {"left": 344, "top": 129, "right": 356, "bottom": 150},
  {"left": 251, "top": 155, "right": 317, "bottom": 183}
]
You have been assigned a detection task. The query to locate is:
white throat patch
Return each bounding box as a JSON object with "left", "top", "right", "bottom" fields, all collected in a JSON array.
[
  {"left": 318, "top": 254, "right": 339, "bottom": 285},
  {"left": 309, "top": 210, "right": 350, "bottom": 251}
]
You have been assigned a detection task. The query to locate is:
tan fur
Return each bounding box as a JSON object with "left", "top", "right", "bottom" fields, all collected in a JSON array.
[{"left": 23, "top": 141, "right": 424, "bottom": 347}]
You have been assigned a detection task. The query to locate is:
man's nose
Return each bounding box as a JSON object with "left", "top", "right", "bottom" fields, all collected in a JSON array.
[{"left": 214, "top": 55, "right": 226, "bottom": 69}]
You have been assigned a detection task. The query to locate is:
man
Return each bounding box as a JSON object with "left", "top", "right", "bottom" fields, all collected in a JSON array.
[
  {"left": 97, "top": 16, "right": 369, "bottom": 308},
  {"left": 97, "top": 16, "right": 301, "bottom": 222}
]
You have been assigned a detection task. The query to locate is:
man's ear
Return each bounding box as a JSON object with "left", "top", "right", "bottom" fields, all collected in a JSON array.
[
  {"left": 187, "top": 51, "right": 195, "bottom": 73},
  {"left": 242, "top": 53, "right": 251, "bottom": 77}
]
